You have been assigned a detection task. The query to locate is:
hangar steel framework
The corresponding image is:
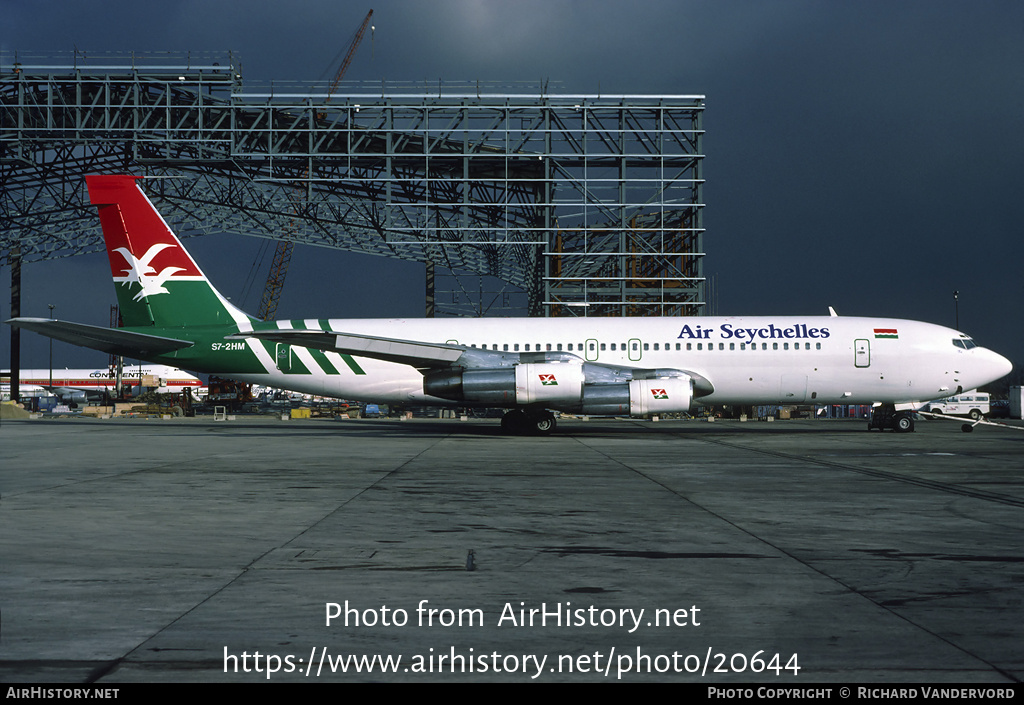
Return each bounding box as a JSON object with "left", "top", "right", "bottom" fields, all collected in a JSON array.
[{"left": 1, "top": 51, "right": 705, "bottom": 318}]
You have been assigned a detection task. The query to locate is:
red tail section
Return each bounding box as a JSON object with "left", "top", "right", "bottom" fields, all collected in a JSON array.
[{"left": 86, "top": 175, "right": 204, "bottom": 282}]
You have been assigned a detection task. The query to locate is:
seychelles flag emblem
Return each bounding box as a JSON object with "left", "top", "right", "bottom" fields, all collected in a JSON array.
[
  {"left": 651, "top": 388, "right": 669, "bottom": 400},
  {"left": 874, "top": 328, "right": 898, "bottom": 339},
  {"left": 539, "top": 374, "right": 558, "bottom": 385}
]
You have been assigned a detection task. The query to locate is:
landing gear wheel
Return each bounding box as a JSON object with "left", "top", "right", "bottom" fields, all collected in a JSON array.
[
  {"left": 501, "top": 409, "right": 528, "bottom": 435},
  {"left": 501, "top": 409, "right": 556, "bottom": 435},
  {"left": 528, "top": 410, "right": 557, "bottom": 435},
  {"left": 894, "top": 413, "right": 915, "bottom": 433}
]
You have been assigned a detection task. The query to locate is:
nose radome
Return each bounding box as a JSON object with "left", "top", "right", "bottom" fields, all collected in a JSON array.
[
  {"left": 976, "top": 348, "right": 1013, "bottom": 386},
  {"left": 991, "top": 350, "right": 1013, "bottom": 380}
]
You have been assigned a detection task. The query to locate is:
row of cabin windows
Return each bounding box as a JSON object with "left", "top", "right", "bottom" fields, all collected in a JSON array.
[{"left": 468, "top": 341, "right": 824, "bottom": 352}]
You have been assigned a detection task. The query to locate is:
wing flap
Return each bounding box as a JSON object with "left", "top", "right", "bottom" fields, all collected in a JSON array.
[
  {"left": 235, "top": 329, "right": 466, "bottom": 368},
  {"left": 6, "top": 318, "right": 194, "bottom": 357}
]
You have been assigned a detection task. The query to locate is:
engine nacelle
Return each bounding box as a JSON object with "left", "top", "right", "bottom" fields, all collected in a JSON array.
[
  {"left": 628, "top": 376, "right": 693, "bottom": 416},
  {"left": 58, "top": 389, "right": 89, "bottom": 408},
  {"left": 578, "top": 375, "right": 693, "bottom": 417},
  {"left": 423, "top": 362, "right": 585, "bottom": 406},
  {"left": 515, "top": 363, "right": 585, "bottom": 405}
]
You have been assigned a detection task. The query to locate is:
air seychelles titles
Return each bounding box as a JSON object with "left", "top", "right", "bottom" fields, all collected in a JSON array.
[{"left": 678, "top": 322, "right": 831, "bottom": 341}]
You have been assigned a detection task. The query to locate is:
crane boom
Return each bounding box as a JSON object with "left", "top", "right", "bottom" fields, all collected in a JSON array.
[
  {"left": 330, "top": 10, "right": 374, "bottom": 97},
  {"left": 257, "top": 9, "right": 374, "bottom": 321}
]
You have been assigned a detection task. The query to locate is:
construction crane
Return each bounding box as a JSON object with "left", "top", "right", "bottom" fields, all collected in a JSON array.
[
  {"left": 256, "top": 9, "right": 374, "bottom": 322},
  {"left": 329, "top": 10, "right": 374, "bottom": 98}
]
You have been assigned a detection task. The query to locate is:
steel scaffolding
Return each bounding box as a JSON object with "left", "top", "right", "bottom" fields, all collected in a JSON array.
[{"left": 1, "top": 51, "right": 705, "bottom": 317}]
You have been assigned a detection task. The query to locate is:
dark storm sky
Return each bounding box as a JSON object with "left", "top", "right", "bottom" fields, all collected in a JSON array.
[{"left": 3, "top": 0, "right": 1022, "bottom": 373}]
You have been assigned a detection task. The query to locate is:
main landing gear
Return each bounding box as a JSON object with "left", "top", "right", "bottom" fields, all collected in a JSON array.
[
  {"left": 867, "top": 404, "right": 915, "bottom": 433},
  {"left": 501, "top": 408, "right": 557, "bottom": 436}
]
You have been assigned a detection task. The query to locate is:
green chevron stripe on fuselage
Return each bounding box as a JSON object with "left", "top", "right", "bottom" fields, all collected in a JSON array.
[
  {"left": 132, "top": 324, "right": 369, "bottom": 379},
  {"left": 307, "top": 348, "right": 340, "bottom": 375},
  {"left": 338, "top": 354, "right": 367, "bottom": 375}
]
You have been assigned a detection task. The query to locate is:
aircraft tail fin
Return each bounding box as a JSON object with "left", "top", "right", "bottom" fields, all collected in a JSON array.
[{"left": 85, "top": 175, "right": 252, "bottom": 330}]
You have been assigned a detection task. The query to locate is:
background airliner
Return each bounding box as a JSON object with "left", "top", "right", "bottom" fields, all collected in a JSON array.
[
  {"left": 1, "top": 365, "right": 202, "bottom": 406},
  {"left": 6, "top": 176, "right": 1013, "bottom": 433}
]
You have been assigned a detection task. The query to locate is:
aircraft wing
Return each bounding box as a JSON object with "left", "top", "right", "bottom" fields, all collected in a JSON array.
[
  {"left": 6, "top": 318, "right": 195, "bottom": 357},
  {"left": 235, "top": 329, "right": 471, "bottom": 369},
  {"left": 235, "top": 328, "right": 714, "bottom": 395}
]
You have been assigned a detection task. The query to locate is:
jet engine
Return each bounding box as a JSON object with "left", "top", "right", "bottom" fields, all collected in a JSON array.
[
  {"left": 424, "top": 362, "right": 694, "bottom": 417},
  {"left": 579, "top": 376, "right": 693, "bottom": 416},
  {"left": 424, "top": 362, "right": 586, "bottom": 406},
  {"left": 58, "top": 389, "right": 90, "bottom": 408}
]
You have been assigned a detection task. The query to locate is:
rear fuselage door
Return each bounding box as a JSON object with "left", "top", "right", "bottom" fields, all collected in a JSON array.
[
  {"left": 276, "top": 343, "right": 292, "bottom": 373},
  {"left": 854, "top": 339, "right": 871, "bottom": 368}
]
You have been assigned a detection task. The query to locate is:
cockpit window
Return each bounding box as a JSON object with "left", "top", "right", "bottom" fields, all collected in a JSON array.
[{"left": 952, "top": 338, "right": 977, "bottom": 350}]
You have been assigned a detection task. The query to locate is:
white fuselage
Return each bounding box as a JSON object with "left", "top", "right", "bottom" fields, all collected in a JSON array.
[{"left": 218, "top": 315, "right": 1011, "bottom": 408}]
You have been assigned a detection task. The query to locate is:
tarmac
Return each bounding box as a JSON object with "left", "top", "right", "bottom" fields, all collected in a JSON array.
[{"left": 1, "top": 413, "right": 1022, "bottom": 683}]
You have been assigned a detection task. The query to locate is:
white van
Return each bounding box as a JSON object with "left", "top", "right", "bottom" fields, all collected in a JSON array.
[{"left": 918, "top": 391, "right": 990, "bottom": 419}]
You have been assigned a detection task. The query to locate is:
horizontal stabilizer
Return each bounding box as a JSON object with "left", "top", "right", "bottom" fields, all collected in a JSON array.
[
  {"left": 234, "top": 329, "right": 465, "bottom": 369},
  {"left": 6, "top": 318, "right": 194, "bottom": 357}
]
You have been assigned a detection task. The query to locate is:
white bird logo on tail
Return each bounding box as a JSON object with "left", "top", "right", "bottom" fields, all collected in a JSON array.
[{"left": 113, "top": 244, "right": 185, "bottom": 301}]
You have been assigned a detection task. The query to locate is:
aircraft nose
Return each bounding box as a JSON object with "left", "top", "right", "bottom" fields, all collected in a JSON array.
[
  {"left": 992, "top": 350, "right": 1013, "bottom": 380},
  {"left": 980, "top": 348, "right": 1013, "bottom": 384}
]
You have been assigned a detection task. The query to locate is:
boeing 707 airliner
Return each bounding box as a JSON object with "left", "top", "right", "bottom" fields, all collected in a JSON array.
[{"left": 7, "top": 175, "right": 1012, "bottom": 434}]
